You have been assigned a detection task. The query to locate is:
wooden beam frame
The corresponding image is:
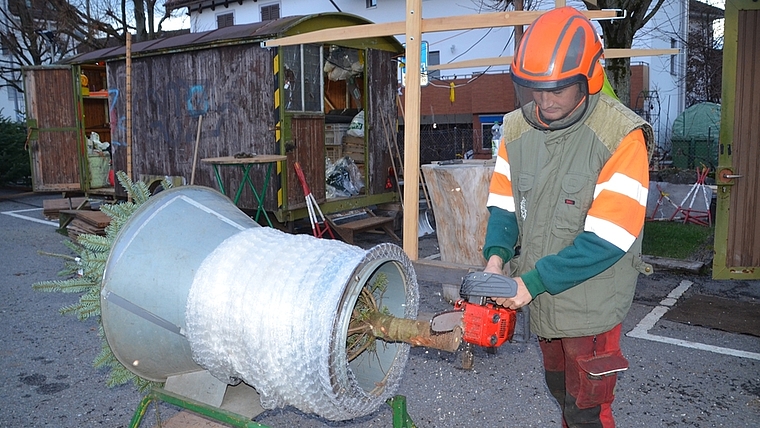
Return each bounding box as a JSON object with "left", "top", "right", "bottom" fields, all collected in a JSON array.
[
  {"left": 264, "top": 6, "right": 679, "bottom": 260},
  {"left": 402, "top": 0, "right": 423, "bottom": 259},
  {"left": 264, "top": 10, "right": 618, "bottom": 47},
  {"left": 427, "top": 49, "right": 680, "bottom": 71}
]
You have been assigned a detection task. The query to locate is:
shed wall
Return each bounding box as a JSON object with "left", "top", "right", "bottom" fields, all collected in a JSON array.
[
  {"left": 365, "top": 49, "right": 398, "bottom": 195},
  {"left": 107, "top": 44, "right": 276, "bottom": 205}
]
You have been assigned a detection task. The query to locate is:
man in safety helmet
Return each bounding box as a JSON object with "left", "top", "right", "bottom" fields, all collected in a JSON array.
[{"left": 482, "top": 7, "right": 653, "bottom": 427}]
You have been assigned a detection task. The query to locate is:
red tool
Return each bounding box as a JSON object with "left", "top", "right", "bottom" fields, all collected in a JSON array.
[
  {"left": 453, "top": 299, "right": 516, "bottom": 347},
  {"left": 431, "top": 272, "right": 518, "bottom": 348},
  {"left": 293, "top": 162, "right": 334, "bottom": 239}
]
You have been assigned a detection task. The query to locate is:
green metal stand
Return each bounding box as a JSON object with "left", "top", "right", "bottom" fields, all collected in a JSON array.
[
  {"left": 388, "top": 395, "right": 417, "bottom": 428},
  {"left": 210, "top": 162, "right": 276, "bottom": 227},
  {"left": 129, "top": 387, "right": 267, "bottom": 428},
  {"left": 129, "top": 387, "right": 416, "bottom": 428}
]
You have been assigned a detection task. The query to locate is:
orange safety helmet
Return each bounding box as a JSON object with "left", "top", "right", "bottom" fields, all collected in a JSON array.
[{"left": 512, "top": 7, "right": 604, "bottom": 94}]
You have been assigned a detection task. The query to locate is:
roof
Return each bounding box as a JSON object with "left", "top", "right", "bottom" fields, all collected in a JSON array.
[
  {"left": 61, "top": 13, "right": 403, "bottom": 65},
  {"left": 164, "top": 0, "right": 243, "bottom": 13}
]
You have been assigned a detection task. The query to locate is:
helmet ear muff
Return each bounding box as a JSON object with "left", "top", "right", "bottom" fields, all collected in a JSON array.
[{"left": 588, "top": 61, "right": 604, "bottom": 95}]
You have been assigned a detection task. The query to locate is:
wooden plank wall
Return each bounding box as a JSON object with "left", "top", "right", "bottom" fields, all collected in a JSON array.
[
  {"left": 727, "top": 8, "right": 760, "bottom": 267},
  {"left": 365, "top": 49, "right": 397, "bottom": 195},
  {"left": 24, "top": 68, "right": 82, "bottom": 191},
  {"left": 107, "top": 44, "right": 276, "bottom": 206}
]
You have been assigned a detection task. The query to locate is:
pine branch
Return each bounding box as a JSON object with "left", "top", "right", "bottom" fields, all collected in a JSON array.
[
  {"left": 32, "top": 277, "right": 96, "bottom": 294},
  {"left": 33, "top": 170, "right": 161, "bottom": 394},
  {"left": 76, "top": 234, "right": 112, "bottom": 253}
]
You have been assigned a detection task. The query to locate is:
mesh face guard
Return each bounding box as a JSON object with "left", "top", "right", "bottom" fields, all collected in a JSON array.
[{"left": 514, "top": 80, "right": 590, "bottom": 131}]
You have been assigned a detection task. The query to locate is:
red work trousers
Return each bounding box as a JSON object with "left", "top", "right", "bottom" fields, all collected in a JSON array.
[{"left": 538, "top": 324, "right": 625, "bottom": 428}]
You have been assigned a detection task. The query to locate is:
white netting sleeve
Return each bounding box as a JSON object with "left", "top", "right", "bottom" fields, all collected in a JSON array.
[{"left": 185, "top": 227, "right": 415, "bottom": 421}]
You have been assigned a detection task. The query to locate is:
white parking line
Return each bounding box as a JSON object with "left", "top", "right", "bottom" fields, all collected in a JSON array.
[
  {"left": 1, "top": 208, "right": 59, "bottom": 227},
  {"left": 627, "top": 280, "right": 760, "bottom": 361}
]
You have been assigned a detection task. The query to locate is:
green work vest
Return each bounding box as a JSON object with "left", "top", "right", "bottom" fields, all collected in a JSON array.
[{"left": 503, "top": 93, "right": 654, "bottom": 338}]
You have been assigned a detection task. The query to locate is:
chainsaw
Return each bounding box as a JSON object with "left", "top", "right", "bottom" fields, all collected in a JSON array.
[{"left": 430, "top": 272, "right": 518, "bottom": 348}]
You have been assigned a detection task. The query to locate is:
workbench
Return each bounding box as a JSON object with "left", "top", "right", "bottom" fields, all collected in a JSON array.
[{"left": 201, "top": 155, "right": 287, "bottom": 227}]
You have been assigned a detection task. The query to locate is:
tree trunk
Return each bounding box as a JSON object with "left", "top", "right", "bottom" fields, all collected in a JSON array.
[
  {"left": 132, "top": 0, "right": 147, "bottom": 41},
  {"left": 360, "top": 312, "right": 462, "bottom": 353},
  {"left": 605, "top": 57, "right": 632, "bottom": 107},
  {"left": 599, "top": 18, "right": 635, "bottom": 107}
]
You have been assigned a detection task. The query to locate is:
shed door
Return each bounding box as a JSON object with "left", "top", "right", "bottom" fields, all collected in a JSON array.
[
  {"left": 713, "top": 4, "right": 760, "bottom": 279},
  {"left": 23, "top": 66, "right": 83, "bottom": 192},
  {"left": 286, "top": 114, "right": 326, "bottom": 209}
]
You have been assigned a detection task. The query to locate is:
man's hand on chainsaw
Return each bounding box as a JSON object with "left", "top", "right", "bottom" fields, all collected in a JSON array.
[
  {"left": 492, "top": 277, "right": 532, "bottom": 310},
  {"left": 483, "top": 255, "right": 532, "bottom": 310}
]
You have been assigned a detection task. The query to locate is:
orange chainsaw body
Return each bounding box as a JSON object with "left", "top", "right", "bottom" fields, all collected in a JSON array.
[{"left": 454, "top": 300, "right": 517, "bottom": 347}]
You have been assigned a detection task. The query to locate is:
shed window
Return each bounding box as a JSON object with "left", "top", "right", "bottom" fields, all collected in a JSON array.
[
  {"left": 282, "top": 44, "right": 324, "bottom": 112},
  {"left": 261, "top": 3, "right": 280, "bottom": 21},
  {"left": 217, "top": 12, "right": 234, "bottom": 29},
  {"left": 366, "top": 0, "right": 377, "bottom": 8}
]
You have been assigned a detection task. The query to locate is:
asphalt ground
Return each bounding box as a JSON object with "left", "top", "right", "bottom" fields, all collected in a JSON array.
[{"left": 1, "top": 189, "right": 759, "bottom": 427}]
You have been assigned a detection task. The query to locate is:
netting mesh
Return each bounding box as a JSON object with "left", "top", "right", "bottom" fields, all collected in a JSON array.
[{"left": 185, "top": 228, "right": 418, "bottom": 421}]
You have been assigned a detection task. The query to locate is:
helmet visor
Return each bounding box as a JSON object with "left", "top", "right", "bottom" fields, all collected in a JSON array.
[{"left": 514, "top": 80, "right": 590, "bottom": 131}]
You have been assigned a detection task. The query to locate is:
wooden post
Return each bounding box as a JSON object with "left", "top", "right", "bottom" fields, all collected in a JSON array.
[
  {"left": 402, "top": 0, "right": 422, "bottom": 260},
  {"left": 125, "top": 32, "right": 133, "bottom": 200},
  {"left": 190, "top": 115, "right": 203, "bottom": 185}
]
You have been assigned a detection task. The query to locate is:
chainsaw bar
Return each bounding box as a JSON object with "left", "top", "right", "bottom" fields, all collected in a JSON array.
[{"left": 430, "top": 310, "right": 464, "bottom": 333}]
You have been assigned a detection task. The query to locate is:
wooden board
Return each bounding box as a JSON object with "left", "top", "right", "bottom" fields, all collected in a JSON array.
[
  {"left": 328, "top": 213, "right": 399, "bottom": 244},
  {"left": 42, "top": 197, "right": 89, "bottom": 219},
  {"left": 60, "top": 209, "right": 111, "bottom": 228}
]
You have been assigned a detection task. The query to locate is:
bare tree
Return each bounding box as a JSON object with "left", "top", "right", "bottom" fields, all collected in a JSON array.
[
  {"left": 1, "top": 0, "right": 82, "bottom": 96},
  {"left": 684, "top": 3, "right": 722, "bottom": 106},
  {"left": 1, "top": 0, "right": 180, "bottom": 108},
  {"left": 473, "top": 0, "right": 539, "bottom": 46},
  {"left": 584, "top": 0, "right": 667, "bottom": 107}
]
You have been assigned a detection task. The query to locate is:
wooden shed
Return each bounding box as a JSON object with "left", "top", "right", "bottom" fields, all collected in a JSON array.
[
  {"left": 711, "top": 0, "right": 760, "bottom": 279},
  {"left": 23, "top": 13, "right": 403, "bottom": 224}
]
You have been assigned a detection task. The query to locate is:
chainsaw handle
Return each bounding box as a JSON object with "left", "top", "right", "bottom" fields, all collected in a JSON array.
[{"left": 461, "top": 272, "right": 518, "bottom": 299}]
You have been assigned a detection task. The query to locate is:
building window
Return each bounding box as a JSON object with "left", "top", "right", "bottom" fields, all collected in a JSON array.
[
  {"left": 7, "top": 85, "right": 18, "bottom": 101},
  {"left": 216, "top": 12, "right": 234, "bottom": 29},
  {"left": 670, "top": 38, "right": 677, "bottom": 76},
  {"left": 261, "top": 3, "right": 280, "bottom": 22},
  {"left": 366, "top": 0, "right": 377, "bottom": 8},
  {"left": 428, "top": 50, "right": 440, "bottom": 80}
]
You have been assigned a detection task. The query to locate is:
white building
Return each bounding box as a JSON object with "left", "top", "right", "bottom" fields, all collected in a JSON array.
[
  {"left": 164, "top": 0, "right": 696, "bottom": 148},
  {"left": 0, "top": 0, "right": 25, "bottom": 121}
]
